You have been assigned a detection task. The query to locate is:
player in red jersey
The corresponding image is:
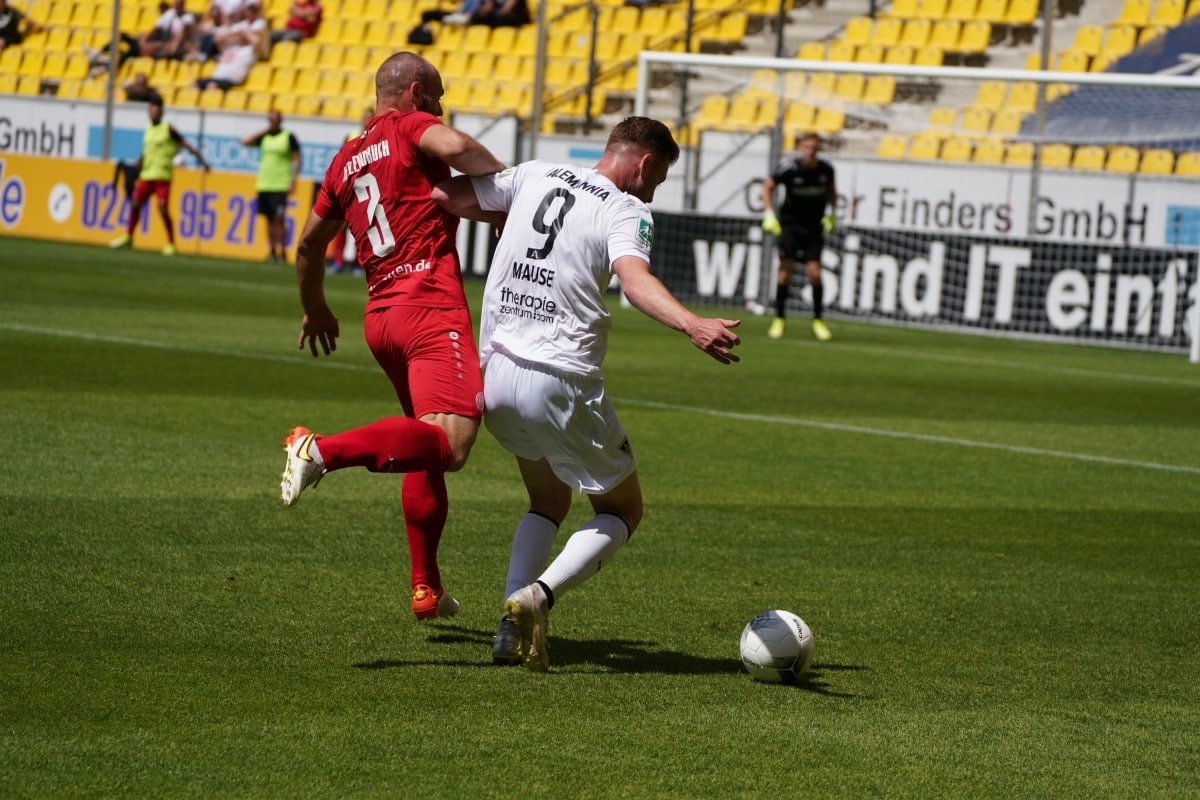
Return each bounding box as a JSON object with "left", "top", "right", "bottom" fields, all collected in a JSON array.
[{"left": 278, "top": 51, "right": 506, "bottom": 621}]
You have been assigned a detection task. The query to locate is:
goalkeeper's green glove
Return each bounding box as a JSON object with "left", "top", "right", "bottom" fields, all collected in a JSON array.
[
  {"left": 761, "top": 210, "right": 782, "bottom": 236},
  {"left": 821, "top": 213, "right": 836, "bottom": 234}
]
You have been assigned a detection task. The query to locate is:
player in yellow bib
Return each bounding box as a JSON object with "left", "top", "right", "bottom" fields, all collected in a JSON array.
[
  {"left": 242, "top": 109, "right": 302, "bottom": 264},
  {"left": 110, "top": 97, "right": 210, "bottom": 255}
]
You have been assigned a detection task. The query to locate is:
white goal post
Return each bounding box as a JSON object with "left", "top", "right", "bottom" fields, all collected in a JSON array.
[{"left": 631, "top": 51, "right": 1200, "bottom": 358}]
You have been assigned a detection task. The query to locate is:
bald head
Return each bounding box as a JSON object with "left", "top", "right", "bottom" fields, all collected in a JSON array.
[{"left": 375, "top": 51, "right": 443, "bottom": 115}]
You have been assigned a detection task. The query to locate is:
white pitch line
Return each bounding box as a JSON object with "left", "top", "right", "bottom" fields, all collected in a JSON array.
[
  {"left": 5, "top": 322, "right": 1197, "bottom": 475},
  {"left": 623, "top": 399, "right": 1200, "bottom": 476}
]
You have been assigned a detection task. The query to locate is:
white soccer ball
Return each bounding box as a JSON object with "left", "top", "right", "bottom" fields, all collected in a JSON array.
[{"left": 739, "top": 610, "right": 815, "bottom": 684}]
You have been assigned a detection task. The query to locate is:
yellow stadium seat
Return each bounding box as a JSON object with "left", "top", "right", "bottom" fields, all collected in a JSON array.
[
  {"left": 909, "top": 133, "right": 942, "bottom": 160},
  {"left": 842, "top": 16, "right": 874, "bottom": 46},
  {"left": 917, "top": 0, "right": 950, "bottom": 17},
  {"left": 914, "top": 45, "right": 944, "bottom": 66},
  {"left": 1105, "top": 146, "right": 1140, "bottom": 173},
  {"left": 957, "top": 20, "right": 990, "bottom": 53},
  {"left": 871, "top": 17, "right": 904, "bottom": 47},
  {"left": 439, "top": 49, "right": 471, "bottom": 80},
  {"left": 976, "top": 0, "right": 1009, "bottom": 23},
  {"left": 294, "top": 40, "right": 323, "bottom": 67},
  {"left": 57, "top": 79, "right": 83, "bottom": 99},
  {"left": 796, "top": 41, "right": 826, "bottom": 60},
  {"left": 784, "top": 100, "right": 815, "bottom": 129},
  {"left": 899, "top": 18, "right": 932, "bottom": 48},
  {"left": 1138, "top": 25, "right": 1166, "bottom": 44},
  {"left": 1006, "top": 140, "right": 1034, "bottom": 166},
  {"left": 0, "top": 72, "right": 17, "bottom": 94},
  {"left": 1150, "top": 0, "right": 1185, "bottom": 25},
  {"left": 927, "top": 105, "right": 957, "bottom": 131},
  {"left": 827, "top": 41, "right": 856, "bottom": 62},
  {"left": 1101, "top": 26, "right": 1137, "bottom": 60},
  {"left": 1005, "top": 0, "right": 1038, "bottom": 25},
  {"left": 929, "top": 19, "right": 961, "bottom": 49},
  {"left": 292, "top": 68, "right": 318, "bottom": 95},
  {"left": 876, "top": 134, "right": 908, "bottom": 159},
  {"left": 1005, "top": 81, "right": 1038, "bottom": 113},
  {"left": 834, "top": 73, "right": 864, "bottom": 101},
  {"left": 39, "top": 51, "right": 69, "bottom": 80},
  {"left": 727, "top": 95, "right": 766, "bottom": 131},
  {"left": 882, "top": 0, "right": 920, "bottom": 18},
  {"left": 1072, "top": 145, "right": 1106, "bottom": 171},
  {"left": 1112, "top": 0, "right": 1152, "bottom": 26},
  {"left": 695, "top": 94, "right": 730, "bottom": 127},
  {"left": 946, "top": 0, "right": 978, "bottom": 18},
  {"left": 856, "top": 42, "right": 885, "bottom": 63},
  {"left": 974, "top": 80, "right": 1007, "bottom": 110},
  {"left": 462, "top": 24, "right": 492, "bottom": 52},
  {"left": 744, "top": 68, "right": 778, "bottom": 99},
  {"left": 245, "top": 92, "right": 274, "bottom": 114},
  {"left": 1041, "top": 143, "right": 1072, "bottom": 169},
  {"left": 198, "top": 87, "right": 224, "bottom": 110},
  {"left": 223, "top": 89, "right": 249, "bottom": 112},
  {"left": 495, "top": 83, "right": 532, "bottom": 115},
  {"left": 862, "top": 74, "right": 896, "bottom": 104},
  {"left": 961, "top": 106, "right": 992, "bottom": 134},
  {"left": 16, "top": 50, "right": 43, "bottom": 77},
  {"left": 973, "top": 139, "right": 1006, "bottom": 164},
  {"left": 17, "top": 75, "right": 41, "bottom": 95},
  {"left": 884, "top": 44, "right": 915, "bottom": 64},
  {"left": 243, "top": 66, "right": 272, "bottom": 94},
  {"left": 813, "top": 106, "right": 845, "bottom": 135},
  {"left": 270, "top": 40, "right": 297, "bottom": 66},
  {"left": 173, "top": 85, "right": 200, "bottom": 107},
  {"left": 44, "top": 26, "right": 71, "bottom": 50},
  {"left": 808, "top": 71, "right": 836, "bottom": 98},
  {"left": 1175, "top": 152, "right": 1200, "bottom": 176},
  {"left": 991, "top": 107, "right": 1025, "bottom": 136},
  {"left": 1056, "top": 50, "right": 1090, "bottom": 72},
  {"left": 941, "top": 137, "right": 974, "bottom": 162},
  {"left": 1188, "top": 0, "right": 1200, "bottom": 18},
  {"left": 293, "top": 94, "right": 321, "bottom": 117},
  {"left": 1070, "top": 25, "right": 1104, "bottom": 56},
  {"left": 1139, "top": 148, "right": 1175, "bottom": 175}
]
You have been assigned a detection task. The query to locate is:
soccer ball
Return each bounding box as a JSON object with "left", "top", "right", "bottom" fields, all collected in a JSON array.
[{"left": 739, "top": 610, "right": 815, "bottom": 684}]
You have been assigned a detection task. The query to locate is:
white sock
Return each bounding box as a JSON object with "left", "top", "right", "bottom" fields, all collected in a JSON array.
[
  {"left": 538, "top": 514, "right": 630, "bottom": 600},
  {"left": 505, "top": 513, "right": 559, "bottom": 598}
]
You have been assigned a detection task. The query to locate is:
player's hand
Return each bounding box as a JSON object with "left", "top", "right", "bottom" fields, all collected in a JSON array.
[
  {"left": 761, "top": 210, "right": 782, "bottom": 236},
  {"left": 690, "top": 318, "right": 742, "bottom": 365},
  {"left": 298, "top": 305, "right": 339, "bottom": 357},
  {"left": 821, "top": 213, "right": 836, "bottom": 234}
]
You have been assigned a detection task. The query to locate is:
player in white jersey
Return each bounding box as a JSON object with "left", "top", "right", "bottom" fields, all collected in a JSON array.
[{"left": 433, "top": 116, "right": 741, "bottom": 671}]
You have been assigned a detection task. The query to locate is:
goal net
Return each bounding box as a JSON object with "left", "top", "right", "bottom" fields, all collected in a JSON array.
[{"left": 631, "top": 50, "right": 1200, "bottom": 355}]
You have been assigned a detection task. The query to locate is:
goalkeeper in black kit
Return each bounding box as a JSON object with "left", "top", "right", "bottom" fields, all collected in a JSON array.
[{"left": 760, "top": 132, "right": 837, "bottom": 342}]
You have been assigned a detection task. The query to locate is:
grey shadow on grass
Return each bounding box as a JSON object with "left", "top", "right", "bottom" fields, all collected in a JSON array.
[{"left": 354, "top": 625, "right": 867, "bottom": 694}]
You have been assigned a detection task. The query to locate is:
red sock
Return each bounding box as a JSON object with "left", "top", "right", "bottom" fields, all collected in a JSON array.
[
  {"left": 403, "top": 469, "right": 447, "bottom": 589},
  {"left": 315, "top": 417, "right": 452, "bottom": 474}
]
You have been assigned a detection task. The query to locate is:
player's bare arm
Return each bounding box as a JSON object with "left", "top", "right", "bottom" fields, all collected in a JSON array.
[
  {"left": 431, "top": 175, "right": 508, "bottom": 227},
  {"left": 293, "top": 212, "right": 344, "bottom": 357},
  {"left": 418, "top": 125, "right": 505, "bottom": 177},
  {"left": 613, "top": 255, "right": 742, "bottom": 364}
]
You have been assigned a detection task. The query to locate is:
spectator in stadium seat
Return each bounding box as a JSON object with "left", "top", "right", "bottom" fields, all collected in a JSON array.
[
  {"left": 195, "top": 22, "right": 260, "bottom": 90},
  {"left": 123, "top": 72, "right": 162, "bottom": 102},
  {"left": 420, "top": 0, "right": 528, "bottom": 28},
  {"left": 85, "top": 0, "right": 195, "bottom": 72},
  {"left": 270, "top": 0, "right": 321, "bottom": 44},
  {"left": 0, "top": 0, "right": 45, "bottom": 52},
  {"left": 108, "top": 96, "right": 210, "bottom": 256},
  {"left": 242, "top": 109, "right": 301, "bottom": 263},
  {"left": 468, "top": 0, "right": 531, "bottom": 27}
]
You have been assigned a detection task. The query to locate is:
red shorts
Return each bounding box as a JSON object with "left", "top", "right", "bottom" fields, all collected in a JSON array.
[
  {"left": 364, "top": 304, "right": 485, "bottom": 421},
  {"left": 131, "top": 179, "right": 171, "bottom": 208}
]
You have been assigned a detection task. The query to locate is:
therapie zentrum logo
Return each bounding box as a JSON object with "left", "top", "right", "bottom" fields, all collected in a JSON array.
[{"left": 638, "top": 219, "right": 653, "bottom": 248}]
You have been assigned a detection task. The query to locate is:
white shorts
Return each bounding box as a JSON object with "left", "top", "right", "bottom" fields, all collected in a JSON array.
[{"left": 483, "top": 351, "right": 636, "bottom": 494}]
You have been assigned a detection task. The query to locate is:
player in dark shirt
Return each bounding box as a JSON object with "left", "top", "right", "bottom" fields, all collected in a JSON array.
[{"left": 761, "top": 133, "right": 837, "bottom": 342}]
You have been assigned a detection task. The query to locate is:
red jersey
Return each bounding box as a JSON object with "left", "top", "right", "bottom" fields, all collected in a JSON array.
[{"left": 313, "top": 109, "right": 466, "bottom": 312}]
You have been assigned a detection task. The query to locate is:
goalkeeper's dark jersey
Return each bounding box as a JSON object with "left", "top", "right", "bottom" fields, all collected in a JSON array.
[{"left": 770, "top": 157, "right": 835, "bottom": 227}]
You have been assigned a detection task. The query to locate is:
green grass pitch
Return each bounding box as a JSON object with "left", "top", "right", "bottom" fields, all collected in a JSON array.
[{"left": 2, "top": 238, "right": 1198, "bottom": 798}]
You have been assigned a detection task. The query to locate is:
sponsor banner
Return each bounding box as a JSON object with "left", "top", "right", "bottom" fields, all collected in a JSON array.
[
  {"left": 654, "top": 211, "right": 1200, "bottom": 351},
  {"left": 0, "top": 153, "right": 314, "bottom": 260},
  {"left": 695, "top": 132, "right": 1200, "bottom": 248}
]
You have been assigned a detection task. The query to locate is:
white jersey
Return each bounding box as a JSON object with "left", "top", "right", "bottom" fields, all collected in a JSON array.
[{"left": 472, "top": 160, "right": 655, "bottom": 377}]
